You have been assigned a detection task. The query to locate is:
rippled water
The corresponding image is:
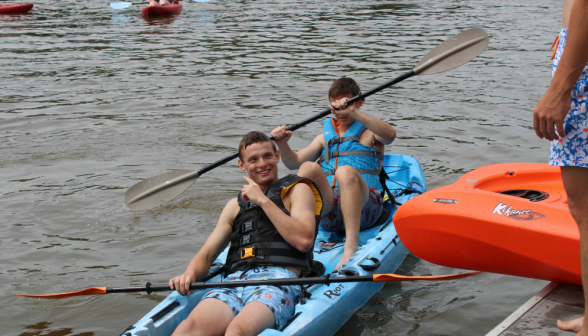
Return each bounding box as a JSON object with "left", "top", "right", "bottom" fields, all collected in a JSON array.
[{"left": 2, "top": 0, "right": 559, "bottom": 335}]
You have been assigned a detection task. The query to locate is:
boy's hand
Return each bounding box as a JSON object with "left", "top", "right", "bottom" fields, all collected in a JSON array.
[
  {"left": 169, "top": 273, "right": 195, "bottom": 295},
  {"left": 242, "top": 176, "right": 267, "bottom": 205},
  {"left": 331, "top": 97, "right": 357, "bottom": 118},
  {"left": 271, "top": 125, "right": 292, "bottom": 145}
]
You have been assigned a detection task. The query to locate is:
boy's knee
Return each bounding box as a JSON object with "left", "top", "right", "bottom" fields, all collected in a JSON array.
[
  {"left": 173, "top": 319, "right": 197, "bottom": 335},
  {"left": 334, "top": 166, "right": 360, "bottom": 184},
  {"left": 298, "top": 161, "right": 321, "bottom": 175},
  {"left": 225, "top": 324, "right": 248, "bottom": 336}
]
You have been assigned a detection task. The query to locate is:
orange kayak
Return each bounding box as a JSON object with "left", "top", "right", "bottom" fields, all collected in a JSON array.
[
  {"left": 141, "top": 3, "right": 182, "bottom": 16},
  {"left": 0, "top": 3, "right": 34, "bottom": 14},
  {"left": 394, "top": 163, "right": 581, "bottom": 285}
]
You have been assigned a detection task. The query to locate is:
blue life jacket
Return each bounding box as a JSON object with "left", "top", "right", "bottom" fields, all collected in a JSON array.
[{"left": 320, "top": 118, "right": 383, "bottom": 190}]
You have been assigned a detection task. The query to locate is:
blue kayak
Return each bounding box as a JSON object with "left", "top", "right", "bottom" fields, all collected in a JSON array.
[{"left": 122, "top": 154, "right": 425, "bottom": 336}]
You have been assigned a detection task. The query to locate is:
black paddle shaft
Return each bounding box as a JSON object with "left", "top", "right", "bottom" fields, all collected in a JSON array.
[
  {"left": 105, "top": 275, "right": 374, "bottom": 294},
  {"left": 197, "top": 70, "right": 415, "bottom": 176}
]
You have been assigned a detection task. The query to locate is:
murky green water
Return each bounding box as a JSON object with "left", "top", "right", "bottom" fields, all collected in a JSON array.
[{"left": 2, "top": 0, "right": 559, "bottom": 335}]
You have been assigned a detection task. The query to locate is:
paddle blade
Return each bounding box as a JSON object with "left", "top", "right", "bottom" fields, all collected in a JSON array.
[
  {"left": 125, "top": 169, "right": 199, "bottom": 210},
  {"left": 373, "top": 271, "right": 481, "bottom": 282},
  {"left": 110, "top": 2, "right": 133, "bottom": 9},
  {"left": 17, "top": 287, "right": 108, "bottom": 299},
  {"left": 192, "top": 0, "right": 210, "bottom": 2},
  {"left": 413, "top": 28, "right": 489, "bottom": 75}
]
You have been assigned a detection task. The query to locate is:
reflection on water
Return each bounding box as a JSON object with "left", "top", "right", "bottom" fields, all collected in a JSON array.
[
  {"left": 19, "top": 322, "right": 94, "bottom": 336},
  {"left": 111, "top": 13, "right": 134, "bottom": 26},
  {"left": 3, "top": 0, "right": 558, "bottom": 335},
  {"left": 0, "top": 13, "right": 34, "bottom": 24},
  {"left": 142, "top": 14, "right": 180, "bottom": 26}
]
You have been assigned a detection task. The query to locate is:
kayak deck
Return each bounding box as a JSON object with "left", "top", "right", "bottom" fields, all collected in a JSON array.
[
  {"left": 0, "top": 3, "right": 34, "bottom": 14},
  {"left": 123, "top": 154, "right": 425, "bottom": 336}
]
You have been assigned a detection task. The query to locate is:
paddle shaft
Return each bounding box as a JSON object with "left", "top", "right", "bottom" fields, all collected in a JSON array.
[
  {"left": 108, "top": 270, "right": 472, "bottom": 293},
  {"left": 198, "top": 70, "right": 415, "bottom": 177}
]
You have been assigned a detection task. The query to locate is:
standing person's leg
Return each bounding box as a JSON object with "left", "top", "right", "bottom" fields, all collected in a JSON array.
[
  {"left": 333, "top": 165, "right": 369, "bottom": 270},
  {"left": 557, "top": 166, "right": 588, "bottom": 335}
]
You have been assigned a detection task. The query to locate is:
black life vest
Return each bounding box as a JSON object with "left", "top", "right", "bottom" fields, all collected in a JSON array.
[{"left": 225, "top": 175, "right": 323, "bottom": 274}]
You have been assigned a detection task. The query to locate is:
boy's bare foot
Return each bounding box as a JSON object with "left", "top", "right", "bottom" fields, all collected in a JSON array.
[
  {"left": 335, "top": 248, "right": 357, "bottom": 271},
  {"left": 558, "top": 316, "right": 584, "bottom": 333}
]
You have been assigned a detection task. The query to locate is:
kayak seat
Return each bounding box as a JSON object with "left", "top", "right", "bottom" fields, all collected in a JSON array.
[{"left": 301, "top": 260, "right": 325, "bottom": 278}]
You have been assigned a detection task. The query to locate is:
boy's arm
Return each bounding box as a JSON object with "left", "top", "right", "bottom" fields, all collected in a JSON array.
[
  {"left": 533, "top": 0, "right": 588, "bottom": 141},
  {"left": 352, "top": 110, "right": 396, "bottom": 145},
  {"left": 169, "top": 198, "right": 237, "bottom": 295},
  {"left": 331, "top": 97, "right": 396, "bottom": 145},
  {"left": 242, "top": 177, "right": 316, "bottom": 252},
  {"left": 271, "top": 126, "right": 325, "bottom": 169}
]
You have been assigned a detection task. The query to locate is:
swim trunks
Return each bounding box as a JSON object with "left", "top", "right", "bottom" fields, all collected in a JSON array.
[
  {"left": 549, "top": 28, "right": 588, "bottom": 167},
  {"left": 319, "top": 187, "right": 383, "bottom": 232},
  {"left": 200, "top": 266, "right": 301, "bottom": 330}
]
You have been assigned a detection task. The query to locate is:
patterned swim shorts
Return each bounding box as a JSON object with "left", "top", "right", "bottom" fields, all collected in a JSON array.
[
  {"left": 319, "top": 187, "right": 383, "bottom": 232},
  {"left": 549, "top": 28, "right": 588, "bottom": 167},
  {"left": 200, "top": 266, "right": 301, "bottom": 330}
]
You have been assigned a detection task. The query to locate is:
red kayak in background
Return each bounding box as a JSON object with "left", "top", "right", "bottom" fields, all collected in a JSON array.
[
  {"left": 141, "top": 3, "right": 182, "bottom": 16},
  {"left": 394, "top": 163, "right": 581, "bottom": 285},
  {"left": 0, "top": 3, "right": 34, "bottom": 14}
]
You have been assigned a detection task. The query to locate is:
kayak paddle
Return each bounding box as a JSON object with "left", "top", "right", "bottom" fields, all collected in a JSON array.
[
  {"left": 17, "top": 271, "right": 480, "bottom": 299},
  {"left": 124, "top": 28, "right": 489, "bottom": 211},
  {"left": 110, "top": 2, "right": 145, "bottom": 9}
]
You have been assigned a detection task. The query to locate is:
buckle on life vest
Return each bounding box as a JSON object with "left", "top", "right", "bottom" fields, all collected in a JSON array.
[
  {"left": 241, "top": 235, "right": 251, "bottom": 245},
  {"left": 241, "top": 247, "right": 255, "bottom": 259},
  {"left": 243, "top": 221, "right": 254, "bottom": 233}
]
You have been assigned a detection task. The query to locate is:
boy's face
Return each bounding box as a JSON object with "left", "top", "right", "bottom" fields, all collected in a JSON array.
[
  {"left": 238, "top": 141, "right": 280, "bottom": 187},
  {"left": 329, "top": 93, "right": 363, "bottom": 126}
]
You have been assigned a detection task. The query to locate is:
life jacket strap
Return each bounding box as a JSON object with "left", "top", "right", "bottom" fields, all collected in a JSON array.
[
  {"left": 320, "top": 150, "right": 384, "bottom": 163},
  {"left": 240, "top": 221, "right": 275, "bottom": 234},
  {"left": 324, "top": 136, "right": 360, "bottom": 163},
  {"left": 323, "top": 168, "right": 380, "bottom": 177},
  {"left": 235, "top": 247, "right": 308, "bottom": 261}
]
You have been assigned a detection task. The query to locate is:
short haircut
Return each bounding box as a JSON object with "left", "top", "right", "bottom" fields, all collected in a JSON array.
[
  {"left": 238, "top": 131, "right": 277, "bottom": 161},
  {"left": 328, "top": 77, "right": 361, "bottom": 99}
]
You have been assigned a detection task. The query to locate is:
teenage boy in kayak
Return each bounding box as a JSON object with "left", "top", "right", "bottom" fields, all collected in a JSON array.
[
  {"left": 168, "top": 131, "right": 322, "bottom": 336},
  {"left": 271, "top": 77, "right": 396, "bottom": 270},
  {"left": 533, "top": 0, "right": 588, "bottom": 334}
]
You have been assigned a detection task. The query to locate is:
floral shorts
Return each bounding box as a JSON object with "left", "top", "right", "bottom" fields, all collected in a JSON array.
[
  {"left": 319, "top": 187, "right": 383, "bottom": 232},
  {"left": 200, "top": 266, "right": 301, "bottom": 330},
  {"left": 549, "top": 28, "right": 588, "bottom": 167}
]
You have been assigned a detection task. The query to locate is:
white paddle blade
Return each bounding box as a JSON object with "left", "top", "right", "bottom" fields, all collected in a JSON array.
[
  {"left": 110, "top": 2, "right": 133, "bottom": 9},
  {"left": 125, "top": 169, "right": 199, "bottom": 210},
  {"left": 192, "top": 0, "right": 210, "bottom": 2},
  {"left": 414, "top": 28, "right": 489, "bottom": 75}
]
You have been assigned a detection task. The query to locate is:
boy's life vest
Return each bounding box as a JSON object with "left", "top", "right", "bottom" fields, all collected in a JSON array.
[
  {"left": 224, "top": 175, "right": 323, "bottom": 275},
  {"left": 320, "top": 118, "right": 383, "bottom": 191}
]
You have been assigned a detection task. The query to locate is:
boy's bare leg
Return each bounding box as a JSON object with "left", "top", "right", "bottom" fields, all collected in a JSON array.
[
  {"left": 334, "top": 165, "right": 369, "bottom": 270},
  {"left": 225, "top": 301, "right": 276, "bottom": 336},
  {"left": 558, "top": 166, "right": 588, "bottom": 335},
  {"left": 297, "top": 162, "right": 334, "bottom": 217},
  {"left": 172, "top": 298, "right": 234, "bottom": 336}
]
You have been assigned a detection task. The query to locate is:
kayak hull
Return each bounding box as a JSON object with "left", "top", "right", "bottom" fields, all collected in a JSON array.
[
  {"left": 0, "top": 3, "right": 34, "bottom": 14},
  {"left": 123, "top": 154, "right": 426, "bottom": 336},
  {"left": 394, "top": 163, "right": 581, "bottom": 285},
  {"left": 141, "top": 4, "right": 182, "bottom": 17}
]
